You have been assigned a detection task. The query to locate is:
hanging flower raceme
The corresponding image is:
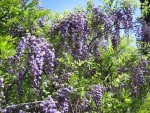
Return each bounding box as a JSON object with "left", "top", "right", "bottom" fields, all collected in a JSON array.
[
  {"left": 40, "top": 96, "right": 60, "bottom": 113},
  {"left": 90, "top": 84, "right": 103, "bottom": 111},
  {"left": 131, "top": 58, "right": 147, "bottom": 97},
  {"left": 7, "top": 33, "right": 55, "bottom": 93},
  {"left": 54, "top": 87, "right": 73, "bottom": 113},
  {"left": 0, "top": 77, "right": 5, "bottom": 104},
  {"left": 140, "top": 20, "right": 150, "bottom": 42},
  {"left": 49, "top": 13, "right": 89, "bottom": 60}
]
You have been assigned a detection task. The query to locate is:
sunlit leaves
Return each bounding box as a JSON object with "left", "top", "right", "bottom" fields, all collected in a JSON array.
[
  {"left": 0, "top": 35, "right": 16, "bottom": 59},
  {"left": 141, "top": 0, "right": 150, "bottom": 16}
]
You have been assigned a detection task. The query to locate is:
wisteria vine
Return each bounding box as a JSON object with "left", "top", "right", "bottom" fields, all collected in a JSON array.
[{"left": 1, "top": 0, "right": 150, "bottom": 113}]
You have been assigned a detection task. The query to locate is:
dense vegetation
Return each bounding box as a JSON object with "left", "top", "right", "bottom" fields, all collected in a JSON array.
[{"left": 0, "top": 0, "right": 150, "bottom": 112}]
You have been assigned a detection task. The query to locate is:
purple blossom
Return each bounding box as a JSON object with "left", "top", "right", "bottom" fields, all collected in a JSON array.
[
  {"left": 90, "top": 85, "right": 102, "bottom": 110},
  {"left": 55, "top": 87, "right": 73, "bottom": 113},
  {"left": 40, "top": 96, "right": 60, "bottom": 113}
]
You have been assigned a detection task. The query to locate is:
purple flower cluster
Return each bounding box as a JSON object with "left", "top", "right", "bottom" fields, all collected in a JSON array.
[
  {"left": 131, "top": 58, "right": 147, "bottom": 96},
  {"left": 122, "top": 5, "right": 133, "bottom": 33},
  {"left": 17, "top": 67, "right": 26, "bottom": 99},
  {"left": 141, "top": 20, "right": 150, "bottom": 42},
  {"left": 93, "top": 39, "right": 100, "bottom": 60},
  {"left": 131, "top": 68, "right": 145, "bottom": 96},
  {"left": 90, "top": 85, "right": 102, "bottom": 110},
  {"left": 43, "top": 46, "right": 55, "bottom": 76},
  {"left": 91, "top": 3, "right": 134, "bottom": 49},
  {"left": 40, "top": 96, "right": 59, "bottom": 113},
  {"left": 8, "top": 33, "right": 55, "bottom": 93},
  {"left": 55, "top": 87, "right": 73, "bottom": 113},
  {"left": 0, "top": 77, "right": 5, "bottom": 104},
  {"left": 27, "top": 36, "right": 46, "bottom": 91},
  {"left": 92, "top": 6, "right": 112, "bottom": 31},
  {"left": 15, "top": 35, "right": 29, "bottom": 60},
  {"left": 52, "top": 71, "right": 70, "bottom": 89},
  {"left": 80, "top": 99, "right": 91, "bottom": 112},
  {"left": 49, "top": 13, "right": 89, "bottom": 60},
  {"left": 27, "top": 35, "right": 55, "bottom": 92},
  {"left": 111, "top": 35, "right": 120, "bottom": 49}
]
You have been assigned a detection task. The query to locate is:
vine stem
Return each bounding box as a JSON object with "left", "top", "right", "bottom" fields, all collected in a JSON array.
[{"left": 2, "top": 100, "right": 43, "bottom": 112}]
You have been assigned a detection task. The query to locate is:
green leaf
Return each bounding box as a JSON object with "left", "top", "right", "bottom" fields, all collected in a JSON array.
[
  {"left": 125, "top": 98, "right": 132, "bottom": 104},
  {"left": 78, "top": 87, "right": 85, "bottom": 97},
  {"left": 1, "top": 41, "right": 7, "bottom": 47},
  {"left": 0, "top": 35, "right": 16, "bottom": 59}
]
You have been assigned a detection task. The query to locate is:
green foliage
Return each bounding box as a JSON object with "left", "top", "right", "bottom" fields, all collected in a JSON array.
[
  {"left": 87, "top": 0, "right": 93, "bottom": 12},
  {"left": 0, "top": 35, "right": 16, "bottom": 59},
  {"left": 138, "top": 93, "right": 150, "bottom": 113},
  {"left": 141, "top": 0, "right": 150, "bottom": 16},
  {"left": 0, "top": 0, "right": 50, "bottom": 37}
]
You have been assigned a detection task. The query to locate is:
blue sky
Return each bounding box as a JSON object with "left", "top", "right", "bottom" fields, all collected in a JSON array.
[{"left": 41, "top": 0, "right": 102, "bottom": 12}]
